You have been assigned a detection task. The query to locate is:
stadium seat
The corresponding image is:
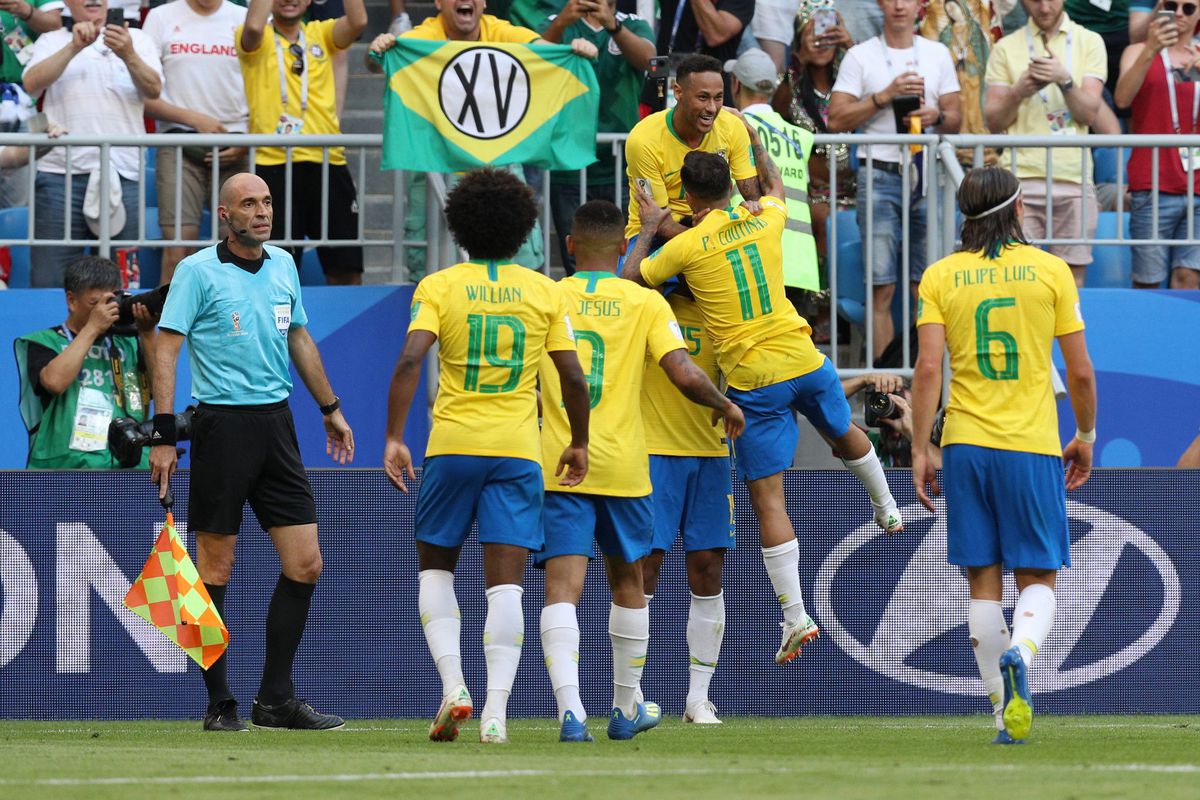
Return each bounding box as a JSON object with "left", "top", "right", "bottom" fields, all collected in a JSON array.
[
  {"left": 138, "top": 206, "right": 164, "bottom": 288},
  {"left": 0, "top": 206, "right": 31, "bottom": 288},
  {"left": 829, "top": 210, "right": 865, "bottom": 324},
  {"left": 143, "top": 165, "right": 157, "bottom": 210},
  {"left": 1086, "top": 211, "right": 1133, "bottom": 289},
  {"left": 1093, "top": 147, "right": 1118, "bottom": 186},
  {"left": 300, "top": 247, "right": 326, "bottom": 286}
]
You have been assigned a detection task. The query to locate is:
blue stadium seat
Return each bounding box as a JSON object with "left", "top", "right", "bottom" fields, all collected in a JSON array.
[
  {"left": 143, "top": 165, "right": 157, "bottom": 210},
  {"left": 0, "top": 206, "right": 31, "bottom": 288},
  {"left": 1086, "top": 211, "right": 1133, "bottom": 289},
  {"left": 138, "top": 206, "right": 163, "bottom": 288},
  {"left": 829, "top": 210, "right": 865, "bottom": 324},
  {"left": 300, "top": 247, "right": 326, "bottom": 286},
  {"left": 1093, "top": 148, "right": 1118, "bottom": 186}
]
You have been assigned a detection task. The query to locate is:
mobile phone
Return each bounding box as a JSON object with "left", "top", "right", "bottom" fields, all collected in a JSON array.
[
  {"left": 1157, "top": 9, "right": 1175, "bottom": 23},
  {"left": 892, "top": 94, "right": 921, "bottom": 132},
  {"left": 106, "top": 8, "right": 125, "bottom": 27},
  {"left": 813, "top": 8, "right": 837, "bottom": 39}
]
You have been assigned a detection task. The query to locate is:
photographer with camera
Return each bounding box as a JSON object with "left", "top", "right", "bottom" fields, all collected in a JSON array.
[
  {"left": 841, "top": 372, "right": 916, "bottom": 466},
  {"left": 14, "top": 255, "right": 159, "bottom": 469}
]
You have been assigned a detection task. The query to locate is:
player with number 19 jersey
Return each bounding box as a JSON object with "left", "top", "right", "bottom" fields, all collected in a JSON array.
[{"left": 410, "top": 259, "right": 577, "bottom": 465}]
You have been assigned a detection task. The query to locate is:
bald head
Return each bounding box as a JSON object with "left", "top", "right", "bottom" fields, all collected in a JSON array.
[{"left": 219, "top": 172, "right": 274, "bottom": 251}]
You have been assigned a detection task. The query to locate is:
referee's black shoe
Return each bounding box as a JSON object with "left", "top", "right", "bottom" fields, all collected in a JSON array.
[
  {"left": 203, "top": 699, "right": 249, "bottom": 732},
  {"left": 251, "top": 698, "right": 345, "bottom": 731}
]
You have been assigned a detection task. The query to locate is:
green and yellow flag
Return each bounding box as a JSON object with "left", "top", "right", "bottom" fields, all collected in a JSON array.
[
  {"left": 374, "top": 39, "right": 599, "bottom": 172},
  {"left": 123, "top": 513, "right": 228, "bottom": 669}
]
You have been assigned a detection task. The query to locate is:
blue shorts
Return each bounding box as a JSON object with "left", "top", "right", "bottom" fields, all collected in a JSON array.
[
  {"left": 943, "top": 444, "right": 1070, "bottom": 570},
  {"left": 413, "top": 455, "right": 544, "bottom": 551},
  {"left": 726, "top": 358, "right": 852, "bottom": 481},
  {"left": 649, "top": 455, "right": 736, "bottom": 553},
  {"left": 535, "top": 491, "right": 654, "bottom": 565}
]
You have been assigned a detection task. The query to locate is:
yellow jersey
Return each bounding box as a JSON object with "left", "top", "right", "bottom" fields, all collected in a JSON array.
[
  {"left": 402, "top": 14, "right": 541, "bottom": 43},
  {"left": 540, "top": 271, "right": 686, "bottom": 496},
  {"left": 237, "top": 20, "right": 346, "bottom": 167},
  {"left": 640, "top": 197, "right": 826, "bottom": 391},
  {"left": 623, "top": 108, "right": 757, "bottom": 240},
  {"left": 410, "top": 260, "right": 577, "bottom": 463},
  {"left": 641, "top": 293, "right": 727, "bottom": 457},
  {"left": 917, "top": 244, "right": 1085, "bottom": 456}
]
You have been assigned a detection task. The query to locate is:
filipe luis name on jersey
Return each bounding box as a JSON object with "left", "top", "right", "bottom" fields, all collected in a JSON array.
[{"left": 952, "top": 264, "right": 1038, "bottom": 288}]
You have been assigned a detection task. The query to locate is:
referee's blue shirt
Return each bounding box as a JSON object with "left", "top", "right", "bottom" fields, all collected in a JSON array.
[{"left": 159, "top": 242, "right": 308, "bottom": 405}]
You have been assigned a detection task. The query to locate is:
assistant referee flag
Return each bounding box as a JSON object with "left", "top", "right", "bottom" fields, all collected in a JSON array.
[{"left": 374, "top": 39, "right": 599, "bottom": 172}]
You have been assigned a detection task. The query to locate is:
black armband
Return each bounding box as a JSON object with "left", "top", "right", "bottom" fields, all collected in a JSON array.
[
  {"left": 151, "top": 413, "right": 178, "bottom": 446},
  {"left": 319, "top": 396, "right": 341, "bottom": 416}
]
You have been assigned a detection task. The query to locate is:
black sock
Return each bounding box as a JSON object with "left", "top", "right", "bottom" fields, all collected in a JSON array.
[
  {"left": 202, "top": 582, "right": 234, "bottom": 710},
  {"left": 258, "top": 574, "right": 316, "bottom": 706}
]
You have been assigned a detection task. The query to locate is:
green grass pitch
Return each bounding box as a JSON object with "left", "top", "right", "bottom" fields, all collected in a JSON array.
[{"left": 2, "top": 716, "right": 1196, "bottom": 799}]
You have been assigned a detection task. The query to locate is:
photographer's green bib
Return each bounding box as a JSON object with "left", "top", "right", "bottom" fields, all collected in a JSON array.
[{"left": 14, "top": 327, "right": 149, "bottom": 470}]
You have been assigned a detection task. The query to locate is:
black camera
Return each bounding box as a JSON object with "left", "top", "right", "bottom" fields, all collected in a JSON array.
[
  {"left": 108, "top": 405, "right": 195, "bottom": 469},
  {"left": 864, "top": 390, "right": 903, "bottom": 427},
  {"left": 110, "top": 285, "right": 169, "bottom": 337}
]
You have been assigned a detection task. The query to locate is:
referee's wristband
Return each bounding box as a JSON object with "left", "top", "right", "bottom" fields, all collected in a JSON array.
[
  {"left": 319, "top": 396, "right": 341, "bottom": 416},
  {"left": 151, "top": 413, "right": 178, "bottom": 446},
  {"left": 1075, "top": 428, "right": 1096, "bottom": 444}
]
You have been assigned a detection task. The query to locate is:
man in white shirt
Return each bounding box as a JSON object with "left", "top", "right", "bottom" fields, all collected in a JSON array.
[
  {"left": 23, "top": 0, "right": 162, "bottom": 288},
  {"left": 143, "top": 0, "right": 249, "bottom": 285},
  {"left": 827, "top": 0, "right": 961, "bottom": 363}
]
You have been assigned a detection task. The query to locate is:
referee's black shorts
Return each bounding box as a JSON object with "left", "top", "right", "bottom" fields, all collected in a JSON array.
[{"left": 188, "top": 400, "right": 317, "bottom": 535}]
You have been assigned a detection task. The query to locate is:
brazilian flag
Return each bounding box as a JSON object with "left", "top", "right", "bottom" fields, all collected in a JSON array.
[{"left": 374, "top": 40, "right": 600, "bottom": 172}]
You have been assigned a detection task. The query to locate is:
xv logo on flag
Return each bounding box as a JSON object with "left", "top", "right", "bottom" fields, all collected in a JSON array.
[{"left": 439, "top": 48, "right": 530, "bottom": 140}]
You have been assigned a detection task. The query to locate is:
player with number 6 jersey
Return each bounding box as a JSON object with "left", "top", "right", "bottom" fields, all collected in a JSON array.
[
  {"left": 536, "top": 200, "right": 743, "bottom": 744},
  {"left": 382, "top": 168, "right": 591, "bottom": 746},
  {"left": 623, "top": 114, "right": 904, "bottom": 667}
]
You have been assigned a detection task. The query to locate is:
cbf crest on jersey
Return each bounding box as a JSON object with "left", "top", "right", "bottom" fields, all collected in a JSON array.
[{"left": 373, "top": 40, "right": 599, "bottom": 172}]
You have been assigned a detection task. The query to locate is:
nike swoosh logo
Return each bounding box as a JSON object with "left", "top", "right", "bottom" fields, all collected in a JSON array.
[{"left": 663, "top": 170, "right": 679, "bottom": 178}]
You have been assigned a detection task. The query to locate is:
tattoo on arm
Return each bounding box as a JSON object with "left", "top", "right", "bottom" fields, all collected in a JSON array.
[
  {"left": 736, "top": 175, "right": 762, "bottom": 202},
  {"left": 750, "top": 142, "right": 784, "bottom": 199}
]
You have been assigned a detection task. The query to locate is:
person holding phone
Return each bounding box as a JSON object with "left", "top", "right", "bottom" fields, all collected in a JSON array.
[
  {"left": 1114, "top": 0, "right": 1200, "bottom": 289},
  {"left": 983, "top": 0, "right": 1107, "bottom": 289},
  {"left": 826, "top": 0, "right": 961, "bottom": 364},
  {"left": 21, "top": 0, "right": 162, "bottom": 288}
]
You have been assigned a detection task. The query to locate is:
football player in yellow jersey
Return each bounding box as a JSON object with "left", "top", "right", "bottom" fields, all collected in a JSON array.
[
  {"left": 536, "top": 200, "right": 744, "bottom": 743},
  {"left": 623, "top": 54, "right": 760, "bottom": 244},
  {"left": 382, "top": 169, "right": 592, "bottom": 745},
  {"left": 911, "top": 167, "right": 1097, "bottom": 745},
  {"left": 639, "top": 289, "right": 734, "bottom": 724},
  {"left": 623, "top": 118, "right": 904, "bottom": 666}
]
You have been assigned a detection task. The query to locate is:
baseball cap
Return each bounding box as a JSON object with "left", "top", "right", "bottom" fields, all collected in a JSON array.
[{"left": 724, "top": 49, "right": 780, "bottom": 94}]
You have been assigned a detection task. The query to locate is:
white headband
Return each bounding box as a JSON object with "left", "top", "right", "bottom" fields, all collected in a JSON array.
[{"left": 963, "top": 187, "right": 1021, "bottom": 220}]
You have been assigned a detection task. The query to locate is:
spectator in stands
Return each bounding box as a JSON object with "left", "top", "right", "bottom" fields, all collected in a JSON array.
[
  {"left": 143, "top": 0, "right": 249, "bottom": 286},
  {"left": 1065, "top": 0, "right": 1139, "bottom": 96},
  {"left": 14, "top": 255, "right": 158, "bottom": 469},
  {"left": 541, "top": 0, "right": 655, "bottom": 273},
  {"left": 754, "top": 0, "right": 802, "bottom": 72},
  {"left": 305, "top": 0, "right": 351, "bottom": 118},
  {"left": 238, "top": 0, "right": 368, "bottom": 285},
  {"left": 388, "top": 0, "right": 412, "bottom": 33},
  {"left": 839, "top": 0, "right": 883, "bottom": 43},
  {"left": 984, "top": 0, "right": 1106, "bottom": 288},
  {"left": 1115, "top": 1, "right": 1200, "bottom": 289},
  {"left": 1126, "top": 1, "right": 1163, "bottom": 45},
  {"left": 0, "top": 0, "right": 63, "bottom": 208},
  {"left": 827, "top": 0, "right": 961, "bottom": 363},
  {"left": 22, "top": 0, "right": 163, "bottom": 288},
  {"left": 655, "top": 0, "right": 756, "bottom": 100}
]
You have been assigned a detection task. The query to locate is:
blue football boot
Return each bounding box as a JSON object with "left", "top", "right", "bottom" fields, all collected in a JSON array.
[
  {"left": 999, "top": 646, "right": 1033, "bottom": 741},
  {"left": 607, "top": 701, "right": 662, "bottom": 741},
  {"left": 559, "top": 710, "right": 594, "bottom": 743}
]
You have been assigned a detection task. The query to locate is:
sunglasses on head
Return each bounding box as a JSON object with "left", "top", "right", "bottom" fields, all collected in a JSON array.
[
  {"left": 1165, "top": 1, "right": 1198, "bottom": 14},
  {"left": 289, "top": 43, "right": 305, "bottom": 75}
]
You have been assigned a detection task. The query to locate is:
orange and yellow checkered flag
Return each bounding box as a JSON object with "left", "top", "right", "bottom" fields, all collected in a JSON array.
[{"left": 123, "top": 511, "right": 229, "bottom": 669}]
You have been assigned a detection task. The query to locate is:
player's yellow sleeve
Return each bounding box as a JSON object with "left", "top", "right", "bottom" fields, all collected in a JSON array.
[
  {"left": 644, "top": 291, "right": 688, "bottom": 362},
  {"left": 1051, "top": 259, "right": 1085, "bottom": 336},
  {"left": 916, "top": 265, "right": 944, "bottom": 327},
  {"left": 410, "top": 277, "right": 441, "bottom": 337},
  {"left": 546, "top": 287, "right": 578, "bottom": 352},
  {"left": 640, "top": 235, "right": 688, "bottom": 288},
  {"left": 761, "top": 196, "right": 788, "bottom": 223},
  {"left": 625, "top": 128, "right": 670, "bottom": 209},
  {"left": 725, "top": 116, "right": 757, "bottom": 182}
]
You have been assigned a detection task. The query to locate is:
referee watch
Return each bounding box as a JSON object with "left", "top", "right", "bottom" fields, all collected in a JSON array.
[{"left": 319, "top": 396, "right": 341, "bottom": 416}]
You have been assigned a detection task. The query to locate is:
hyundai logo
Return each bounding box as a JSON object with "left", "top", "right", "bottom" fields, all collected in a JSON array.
[{"left": 813, "top": 500, "right": 1181, "bottom": 695}]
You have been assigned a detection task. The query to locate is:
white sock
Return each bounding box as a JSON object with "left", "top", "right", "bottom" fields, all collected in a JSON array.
[
  {"left": 968, "top": 599, "right": 1010, "bottom": 727},
  {"left": 540, "top": 602, "right": 584, "bottom": 722},
  {"left": 481, "top": 584, "right": 524, "bottom": 723},
  {"left": 761, "top": 539, "right": 808, "bottom": 623},
  {"left": 636, "top": 595, "right": 653, "bottom": 703},
  {"left": 1011, "top": 584, "right": 1056, "bottom": 667},
  {"left": 609, "top": 603, "right": 649, "bottom": 718},
  {"left": 686, "top": 591, "right": 725, "bottom": 707},
  {"left": 843, "top": 450, "right": 895, "bottom": 510},
  {"left": 418, "top": 569, "right": 463, "bottom": 696}
]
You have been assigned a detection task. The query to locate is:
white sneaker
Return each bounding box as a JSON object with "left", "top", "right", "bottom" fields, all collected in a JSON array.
[
  {"left": 388, "top": 12, "right": 412, "bottom": 35},
  {"left": 775, "top": 614, "right": 820, "bottom": 664},
  {"left": 479, "top": 716, "right": 507, "bottom": 744},
  {"left": 683, "top": 699, "right": 722, "bottom": 724},
  {"left": 875, "top": 504, "right": 904, "bottom": 534},
  {"left": 428, "top": 685, "right": 472, "bottom": 742}
]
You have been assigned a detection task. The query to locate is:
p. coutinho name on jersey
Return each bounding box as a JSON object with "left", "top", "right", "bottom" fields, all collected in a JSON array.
[{"left": 701, "top": 214, "right": 768, "bottom": 252}]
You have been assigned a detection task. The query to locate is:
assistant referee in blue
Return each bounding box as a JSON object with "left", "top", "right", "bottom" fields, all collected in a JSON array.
[{"left": 150, "top": 173, "right": 355, "bottom": 732}]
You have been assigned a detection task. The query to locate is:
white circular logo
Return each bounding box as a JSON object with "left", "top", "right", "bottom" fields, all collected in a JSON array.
[
  {"left": 438, "top": 47, "right": 530, "bottom": 140},
  {"left": 813, "top": 500, "right": 1181, "bottom": 696}
]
